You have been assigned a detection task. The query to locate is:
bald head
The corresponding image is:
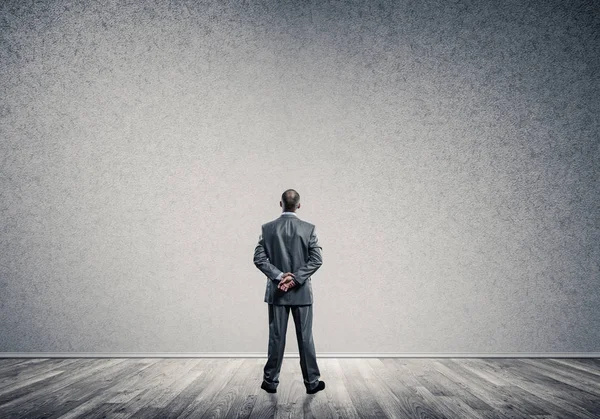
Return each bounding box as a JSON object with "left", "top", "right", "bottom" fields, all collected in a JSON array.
[{"left": 281, "top": 189, "right": 300, "bottom": 212}]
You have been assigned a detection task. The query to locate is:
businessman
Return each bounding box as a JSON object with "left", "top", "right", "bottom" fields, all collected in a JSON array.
[{"left": 253, "top": 189, "right": 326, "bottom": 395}]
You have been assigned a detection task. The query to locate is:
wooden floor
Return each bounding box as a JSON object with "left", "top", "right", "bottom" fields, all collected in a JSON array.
[{"left": 0, "top": 358, "right": 599, "bottom": 419}]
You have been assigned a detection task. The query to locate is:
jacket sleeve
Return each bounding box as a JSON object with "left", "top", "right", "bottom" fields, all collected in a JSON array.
[
  {"left": 292, "top": 226, "right": 323, "bottom": 285},
  {"left": 253, "top": 227, "right": 284, "bottom": 281}
]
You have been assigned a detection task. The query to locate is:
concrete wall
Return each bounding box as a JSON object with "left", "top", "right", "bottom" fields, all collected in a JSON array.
[{"left": 1, "top": 0, "right": 598, "bottom": 353}]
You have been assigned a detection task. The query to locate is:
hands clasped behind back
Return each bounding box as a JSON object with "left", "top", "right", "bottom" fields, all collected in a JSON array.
[{"left": 277, "top": 272, "right": 297, "bottom": 292}]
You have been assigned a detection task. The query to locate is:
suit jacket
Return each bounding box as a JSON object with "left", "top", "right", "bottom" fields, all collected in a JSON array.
[{"left": 253, "top": 213, "right": 323, "bottom": 305}]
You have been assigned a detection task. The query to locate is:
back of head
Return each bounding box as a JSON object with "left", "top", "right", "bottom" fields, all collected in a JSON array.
[{"left": 281, "top": 189, "right": 300, "bottom": 212}]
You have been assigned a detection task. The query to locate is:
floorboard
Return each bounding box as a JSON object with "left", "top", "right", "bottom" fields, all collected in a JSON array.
[{"left": 0, "top": 358, "right": 598, "bottom": 418}]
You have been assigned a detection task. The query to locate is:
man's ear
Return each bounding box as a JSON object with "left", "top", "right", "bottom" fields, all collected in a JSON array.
[
  {"left": 280, "top": 201, "right": 283, "bottom": 208},
  {"left": 297, "top": 202, "right": 301, "bottom": 209}
]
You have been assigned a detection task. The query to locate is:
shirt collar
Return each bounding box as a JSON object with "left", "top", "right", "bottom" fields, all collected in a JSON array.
[{"left": 281, "top": 212, "right": 298, "bottom": 216}]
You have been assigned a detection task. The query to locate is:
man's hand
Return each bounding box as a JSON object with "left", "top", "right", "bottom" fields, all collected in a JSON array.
[{"left": 278, "top": 272, "right": 297, "bottom": 292}]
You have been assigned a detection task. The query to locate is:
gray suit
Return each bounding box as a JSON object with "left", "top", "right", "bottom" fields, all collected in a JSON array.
[{"left": 253, "top": 212, "right": 323, "bottom": 391}]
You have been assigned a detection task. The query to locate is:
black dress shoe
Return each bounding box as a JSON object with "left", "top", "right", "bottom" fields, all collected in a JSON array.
[
  {"left": 306, "top": 381, "right": 325, "bottom": 394},
  {"left": 261, "top": 381, "right": 277, "bottom": 393}
]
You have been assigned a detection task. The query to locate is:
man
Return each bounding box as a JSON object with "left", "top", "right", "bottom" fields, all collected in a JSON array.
[{"left": 253, "top": 189, "right": 326, "bottom": 395}]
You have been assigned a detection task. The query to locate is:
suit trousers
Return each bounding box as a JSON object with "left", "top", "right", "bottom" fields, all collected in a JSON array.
[{"left": 263, "top": 303, "right": 321, "bottom": 391}]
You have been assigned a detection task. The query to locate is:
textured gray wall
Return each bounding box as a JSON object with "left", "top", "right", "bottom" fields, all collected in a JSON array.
[{"left": 1, "top": 0, "right": 598, "bottom": 353}]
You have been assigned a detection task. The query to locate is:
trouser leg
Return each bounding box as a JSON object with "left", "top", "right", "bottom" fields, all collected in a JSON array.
[
  {"left": 291, "top": 304, "right": 321, "bottom": 390},
  {"left": 263, "top": 304, "right": 290, "bottom": 389}
]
